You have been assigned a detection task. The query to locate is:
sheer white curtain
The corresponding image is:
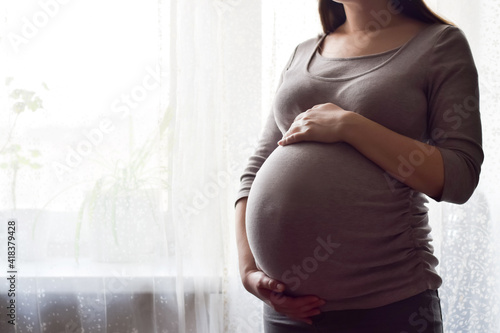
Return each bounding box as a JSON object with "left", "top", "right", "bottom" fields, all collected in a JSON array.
[
  {"left": 424, "top": 1, "right": 500, "bottom": 332},
  {"left": 168, "top": 0, "right": 500, "bottom": 331},
  {"left": 0, "top": 0, "right": 499, "bottom": 332},
  {"left": 0, "top": 0, "right": 170, "bottom": 332}
]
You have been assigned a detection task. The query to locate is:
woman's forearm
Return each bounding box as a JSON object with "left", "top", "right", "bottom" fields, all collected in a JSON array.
[
  {"left": 341, "top": 112, "right": 444, "bottom": 199},
  {"left": 235, "top": 197, "right": 258, "bottom": 279}
]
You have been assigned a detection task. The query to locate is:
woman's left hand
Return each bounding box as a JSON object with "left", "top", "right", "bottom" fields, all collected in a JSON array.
[{"left": 278, "top": 103, "right": 351, "bottom": 146}]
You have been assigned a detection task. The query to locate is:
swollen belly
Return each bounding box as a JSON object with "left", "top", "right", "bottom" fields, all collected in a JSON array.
[{"left": 245, "top": 142, "right": 419, "bottom": 298}]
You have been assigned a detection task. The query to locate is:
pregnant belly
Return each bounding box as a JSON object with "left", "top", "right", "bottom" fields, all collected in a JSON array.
[{"left": 245, "top": 142, "right": 414, "bottom": 297}]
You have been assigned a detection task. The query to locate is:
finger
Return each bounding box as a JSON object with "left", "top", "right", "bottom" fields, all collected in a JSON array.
[
  {"left": 257, "top": 275, "right": 285, "bottom": 293},
  {"left": 279, "top": 131, "right": 308, "bottom": 146},
  {"left": 277, "top": 121, "right": 300, "bottom": 145},
  {"left": 278, "top": 135, "right": 292, "bottom": 146},
  {"left": 268, "top": 290, "right": 288, "bottom": 305},
  {"left": 285, "top": 121, "right": 303, "bottom": 136},
  {"left": 295, "top": 299, "right": 326, "bottom": 314},
  {"left": 274, "top": 300, "right": 324, "bottom": 315},
  {"left": 270, "top": 297, "right": 325, "bottom": 325},
  {"left": 294, "top": 111, "right": 307, "bottom": 121},
  {"left": 284, "top": 295, "right": 324, "bottom": 305},
  {"left": 279, "top": 125, "right": 303, "bottom": 145},
  {"left": 299, "top": 307, "right": 322, "bottom": 318},
  {"left": 267, "top": 278, "right": 285, "bottom": 292},
  {"left": 292, "top": 303, "right": 324, "bottom": 317},
  {"left": 270, "top": 294, "right": 324, "bottom": 310}
]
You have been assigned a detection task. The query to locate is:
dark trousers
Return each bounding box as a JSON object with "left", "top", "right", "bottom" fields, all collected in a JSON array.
[{"left": 264, "top": 289, "right": 443, "bottom": 333}]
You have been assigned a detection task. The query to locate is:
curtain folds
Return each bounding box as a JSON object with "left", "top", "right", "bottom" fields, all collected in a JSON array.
[
  {"left": 0, "top": 0, "right": 498, "bottom": 332},
  {"left": 164, "top": 1, "right": 265, "bottom": 331}
]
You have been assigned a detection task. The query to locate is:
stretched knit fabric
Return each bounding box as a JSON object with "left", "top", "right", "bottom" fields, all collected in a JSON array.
[
  {"left": 236, "top": 24, "right": 483, "bottom": 311},
  {"left": 236, "top": 23, "right": 483, "bottom": 311}
]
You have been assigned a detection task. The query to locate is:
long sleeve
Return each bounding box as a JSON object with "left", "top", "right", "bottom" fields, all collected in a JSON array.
[
  {"left": 235, "top": 108, "right": 282, "bottom": 206},
  {"left": 234, "top": 47, "right": 298, "bottom": 206},
  {"left": 426, "top": 26, "right": 484, "bottom": 204}
]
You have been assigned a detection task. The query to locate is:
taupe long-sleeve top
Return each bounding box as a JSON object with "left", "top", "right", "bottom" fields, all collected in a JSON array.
[{"left": 236, "top": 23, "right": 483, "bottom": 311}]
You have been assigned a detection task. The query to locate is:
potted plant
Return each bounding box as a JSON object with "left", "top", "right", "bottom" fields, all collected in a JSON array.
[
  {"left": 75, "top": 108, "right": 172, "bottom": 263},
  {"left": 0, "top": 78, "right": 48, "bottom": 261}
]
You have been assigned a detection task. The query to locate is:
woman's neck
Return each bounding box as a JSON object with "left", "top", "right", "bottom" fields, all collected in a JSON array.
[{"left": 339, "top": 0, "right": 406, "bottom": 33}]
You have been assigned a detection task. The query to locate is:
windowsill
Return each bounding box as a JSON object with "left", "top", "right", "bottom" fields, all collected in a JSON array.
[
  {"left": 16, "top": 257, "right": 175, "bottom": 278},
  {"left": 10, "top": 258, "right": 226, "bottom": 294}
]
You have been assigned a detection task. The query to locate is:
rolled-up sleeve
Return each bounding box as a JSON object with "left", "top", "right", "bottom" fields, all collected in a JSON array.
[{"left": 426, "top": 26, "right": 484, "bottom": 204}]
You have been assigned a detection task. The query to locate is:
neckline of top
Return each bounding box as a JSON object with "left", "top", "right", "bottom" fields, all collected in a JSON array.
[
  {"left": 315, "top": 43, "right": 400, "bottom": 62},
  {"left": 304, "top": 23, "right": 440, "bottom": 82}
]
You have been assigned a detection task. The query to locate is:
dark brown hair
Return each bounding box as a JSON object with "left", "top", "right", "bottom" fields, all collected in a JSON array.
[{"left": 318, "top": 0, "right": 453, "bottom": 33}]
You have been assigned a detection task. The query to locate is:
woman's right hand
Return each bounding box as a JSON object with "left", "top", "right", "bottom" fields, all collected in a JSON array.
[
  {"left": 235, "top": 197, "right": 325, "bottom": 324},
  {"left": 242, "top": 269, "right": 326, "bottom": 325}
]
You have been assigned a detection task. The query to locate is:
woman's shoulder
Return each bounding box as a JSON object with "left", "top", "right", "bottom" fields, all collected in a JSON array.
[
  {"left": 280, "top": 34, "right": 326, "bottom": 70},
  {"left": 288, "top": 33, "right": 326, "bottom": 59},
  {"left": 418, "top": 23, "right": 470, "bottom": 48},
  {"left": 423, "top": 23, "right": 474, "bottom": 59},
  {"left": 294, "top": 33, "right": 325, "bottom": 52},
  {"left": 398, "top": 23, "right": 473, "bottom": 65},
  {"left": 307, "top": 33, "right": 327, "bottom": 45}
]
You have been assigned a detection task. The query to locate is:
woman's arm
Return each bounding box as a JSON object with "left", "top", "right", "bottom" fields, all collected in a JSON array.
[
  {"left": 279, "top": 26, "right": 483, "bottom": 204},
  {"left": 235, "top": 197, "right": 259, "bottom": 278},
  {"left": 235, "top": 197, "right": 326, "bottom": 325},
  {"left": 343, "top": 111, "right": 444, "bottom": 198},
  {"left": 278, "top": 105, "right": 444, "bottom": 199}
]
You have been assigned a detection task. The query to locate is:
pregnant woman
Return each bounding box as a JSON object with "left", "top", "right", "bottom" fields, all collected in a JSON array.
[{"left": 235, "top": 0, "right": 483, "bottom": 332}]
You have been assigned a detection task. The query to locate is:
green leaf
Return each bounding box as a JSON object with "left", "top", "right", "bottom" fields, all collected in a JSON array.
[
  {"left": 18, "top": 156, "right": 31, "bottom": 165},
  {"left": 13, "top": 102, "right": 25, "bottom": 114},
  {"left": 28, "top": 96, "right": 43, "bottom": 111},
  {"left": 21, "top": 90, "right": 35, "bottom": 101},
  {"left": 30, "top": 149, "right": 41, "bottom": 157},
  {"left": 75, "top": 193, "right": 91, "bottom": 263},
  {"left": 10, "top": 89, "right": 21, "bottom": 99},
  {"left": 88, "top": 179, "right": 103, "bottom": 226}
]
